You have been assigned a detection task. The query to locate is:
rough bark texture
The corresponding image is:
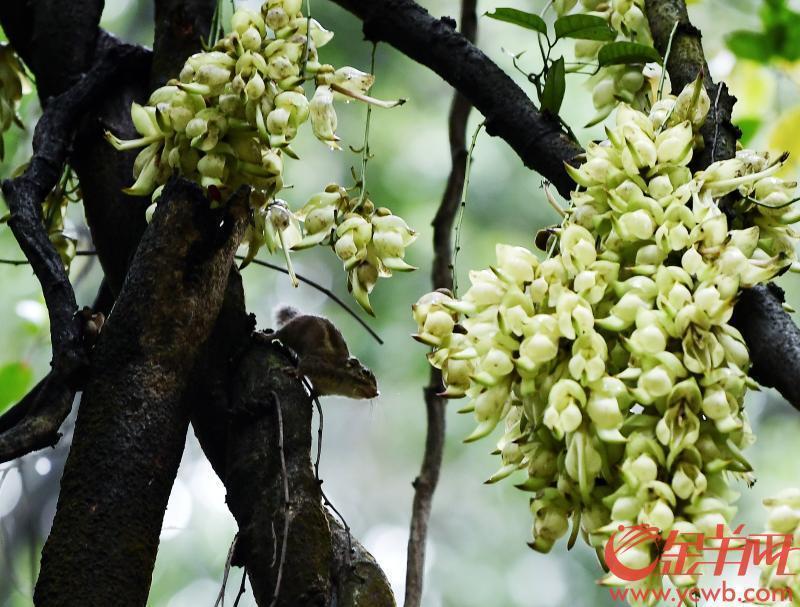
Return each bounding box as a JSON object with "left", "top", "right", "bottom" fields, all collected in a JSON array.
[
  {"left": 732, "top": 284, "right": 800, "bottom": 408},
  {"left": 28, "top": 0, "right": 104, "bottom": 100},
  {"left": 0, "top": 7, "right": 394, "bottom": 605},
  {"left": 0, "top": 0, "right": 798, "bottom": 605},
  {"left": 0, "top": 373, "right": 75, "bottom": 461},
  {"left": 329, "top": 514, "right": 396, "bottom": 607},
  {"left": 329, "top": 0, "right": 583, "bottom": 198},
  {"left": 34, "top": 180, "right": 248, "bottom": 606},
  {"left": 71, "top": 39, "right": 153, "bottom": 295},
  {"left": 152, "top": 0, "right": 217, "bottom": 88},
  {"left": 227, "top": 336, "right": 333, "bottom": 606},
  {"left": 644, "top": 0, "right": 740, "bottom": 166}
]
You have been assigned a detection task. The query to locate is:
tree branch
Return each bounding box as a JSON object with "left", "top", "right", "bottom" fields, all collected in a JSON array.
[
  {"left": 152, "top": 0, "right": 217, "bottom": 88},
  {"left": 404, "top": 2, "right": 476, "bottom": 605},
  {"left": 1, "top": 38, "right": 145, "bottom": 382},
  {"left": 224, "top": 334, "right": 396, "bottom": 607},
  {"left": 0, "top": 373, "right": 75, "bottom": 463},
  {"left": 328, "top": 0, "right": 800, "bottom": 409},
  {"left": 34, "top": 179, "right": 249, "bottom": 606},
  {"left": 29, "top": 0, "right": 104, "bottom": 100},
  {"left": 327, "top": 0, "right": 582, "bottom": 198},
  {"left": 329, "top": 514, "right": 396, "bottom": 607},
  {"left": 226, "top": 335, "right": 333, "bottom": 606},
  {"left": 644, "top": 0, "right": 740, "bottom": 166},
  {"left": 0, "top": 36, "right": 151, "bottom": 463}
]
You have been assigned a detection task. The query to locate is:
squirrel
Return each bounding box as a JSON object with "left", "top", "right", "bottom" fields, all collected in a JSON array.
[{"left": 268, "top": 306, "right": 379, "bottom": 399}]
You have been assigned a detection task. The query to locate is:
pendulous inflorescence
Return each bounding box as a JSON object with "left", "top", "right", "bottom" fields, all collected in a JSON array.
[
  {"left": 106, "top": 0, "right": 415, "bottom": 313},
  {"left": 413, "top": 78, "right": 800, "bottom": 596}
]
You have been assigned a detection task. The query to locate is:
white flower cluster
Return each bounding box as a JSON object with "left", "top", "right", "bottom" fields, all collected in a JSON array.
[
  {"left": 413, "top": 81, "right": 799, "bottom": 594},
  {"left": 275, "top": 185, "right": 417, "bottom": 313},
  {"left": 744, "top": 489, "right": 800, "bottom": 606},
  {"left": 106, "top": 0, "right": 413, "bottom": 312},
  {"left": 0, "top": 44, "right": 27, "bottom": 160},
  {"left": 555, "top": 0, "right": 656, "bottom": 125}
]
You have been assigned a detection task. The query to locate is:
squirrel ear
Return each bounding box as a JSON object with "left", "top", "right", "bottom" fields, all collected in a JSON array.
[{"left": 273, "top": 305, "right": 300, "bottom": 326}]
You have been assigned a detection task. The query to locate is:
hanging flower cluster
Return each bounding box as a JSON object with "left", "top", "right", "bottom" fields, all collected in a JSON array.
[
  {"left": 253, "top": 184, "right": 417, "bottom": 313},
  {"left": 745, "top": 489, "right": 800, "bottom": 606},
  {"left": 0, "top": 43, "right": 28, "bottom": 160},
  {"left": 554, "top": 0, "right": 656, "bottom": 125},
  {"left": 106, "top": 0, "right": 413, "bottom": 313},
  {"left": 413, "top": 79, "right": 800, "bottom": 596}
]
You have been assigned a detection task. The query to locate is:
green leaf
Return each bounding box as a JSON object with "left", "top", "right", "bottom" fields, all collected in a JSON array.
[
  {"left": 0, "top": 362, "right": 33, "bottom": 414},
  {"left": 484, "top": 8, "right": 547, "bottom": 34},
  {"left": 554, "top": 14, "right": 616, "bottom": 41},
  {"left": 597, "top": 41, "right": 662, "bottom": 67},
  {"left": 541, "top": 57, "right": 566, "bottom": 115},
  {"left": 737, "top": 118, "right": 761, "bottom": 146},
  {"left": 726, "top": 30, "right": 773, "bottom": 63}
]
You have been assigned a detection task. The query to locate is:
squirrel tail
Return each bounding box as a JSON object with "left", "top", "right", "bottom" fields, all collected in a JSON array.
[{"left": 274, "top": 305, "right": 300, "bottom": 327}]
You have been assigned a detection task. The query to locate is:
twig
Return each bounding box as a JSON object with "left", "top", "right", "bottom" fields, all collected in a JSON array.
[
  {"left": 711, "top": 82, "right": 723, "bottom": 162},
  {"left": 0, "top": 250, "right": 383, "bottom": 345},
  {"left": 657, "top": 21, "right": 680, "bottom": 102},
  {"left": 0, "top": 371, "right": 75, "bottom": 464},
  {"left": 269, "top": 392, "right": 290, "bottom": 607},
  {"left": 451, "top": 120, "right": 484, "bottom": 295},
  {"left": 404, "top": 2, "right": 477, "bottom": 606},
  {"left": 214, "top": 535, "right": 239, "bottom": 607},
  {"left": 320, "top": 485, "right": 352, "bottom": 562},
  {"left": 301, "top": 367, "right": 352, "bottom": 561},
  {"left": 235, "top": 255, "right": 383, "bottom": 345},
  {"left": 233, "top": 572, "right": 247, "bottom": 607},
  {"left": 355, "top": 43, "right": 378, "bottom": 209},
  {"left": 300, "top": 377, "right": 324, "bottom": 481}
]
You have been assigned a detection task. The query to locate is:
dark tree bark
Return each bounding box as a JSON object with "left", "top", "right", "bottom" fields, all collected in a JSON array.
[
  {"left": 35, "top": 180, "right": 249, "bottom": 606},
  {"left": 226, "top": 336, "right": 334, "bottom": 606}
]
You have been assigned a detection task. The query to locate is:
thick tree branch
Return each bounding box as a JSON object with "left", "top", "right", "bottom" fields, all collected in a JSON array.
[
  {"left": 35, "top": 179, "right": 249, "bottom": 606},
  {"left": 328, "top": 0, "right": 582, "bottom": 198},
  {"left": 152, "top": 0, "right": 217, "bottom": 88},
  {"left": 328, "top": 0, "right": 800, "bottom": 409},
  {"left": 644, "top": 0, "right": 740, "bottom": 167},
  {"left": 0, "top": 37, "right": 151, "bottom": 463},
  {"left": 0, "top": 1, "right": 34, "bottom": 64},
  {"left": 732, "top": 285, "right": 800, "bottom": 408},
  {"left": 329, "top": 514, "right": 396, "bottom": 607},
  {"left": 224, "top": 334, "right": 396, "bottom": 607},
  {"left": 1, "top": 39, "right": 145, "bottom": 380},
  {"left": 405, "top": 2, "right": 476, "bottom": 605},
  {"left": 0, "top": 374, "right": 75, "bottom": 463},
  {"left": 226, "top": 335, "right": 333, "bottom": 606},
  {"left": 30, "top": 0, "right": 105, "bottom": 100}
]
